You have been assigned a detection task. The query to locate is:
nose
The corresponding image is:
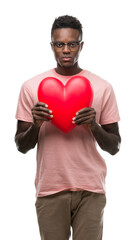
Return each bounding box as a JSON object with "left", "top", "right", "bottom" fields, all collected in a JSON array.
[{"left": 63, "top": 44, "right": 70, "bottom": 53}]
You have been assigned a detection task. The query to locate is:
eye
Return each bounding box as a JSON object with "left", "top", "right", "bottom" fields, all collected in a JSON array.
[
  {"left": 68, "top": 42, "right": 78, "bottom": 47},
  {"left": 55, "top": 42, "right": 64, "bottom": 48}
]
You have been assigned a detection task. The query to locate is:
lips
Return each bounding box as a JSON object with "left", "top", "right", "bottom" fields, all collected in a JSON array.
[{"left": 62, "top": 57, "right": 72, "bottom": 61}]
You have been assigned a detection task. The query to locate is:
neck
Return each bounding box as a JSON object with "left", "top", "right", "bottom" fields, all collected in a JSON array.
[{"left": 55, "top": 63, "right": 83, "bottom": 76}]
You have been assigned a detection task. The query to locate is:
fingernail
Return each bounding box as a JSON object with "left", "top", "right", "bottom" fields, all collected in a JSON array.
[
  {"left": 72, "top": 117, "right": 75, "bottom": 120},
  {"left": 51, "top": 115, "right": 53, "bottom": 118},
  {"left": 49, "top": 110, "right": 52, "bottom": 113},
  {"left": 76, "top": 112, "right": 79, "bottom": 116},
  {"left": 72, "top": 121, "right": 75, "bottom": 124},
  {"left": 45, "top": 104, "right": 48, "bottom": 107}
]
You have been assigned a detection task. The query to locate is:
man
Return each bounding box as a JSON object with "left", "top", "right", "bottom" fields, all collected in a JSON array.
[{"left": 15, "top": 15, "right": 121, "bottom": 240}]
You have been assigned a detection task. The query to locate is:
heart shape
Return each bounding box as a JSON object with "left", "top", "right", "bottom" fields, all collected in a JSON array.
[{"left": 38, "top": 76, "right": 93, "bottom": 133}]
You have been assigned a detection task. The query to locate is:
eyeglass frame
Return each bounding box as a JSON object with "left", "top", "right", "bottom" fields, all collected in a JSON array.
[{"left": 51, "top": 40, "right": 82, "bottom": 51}]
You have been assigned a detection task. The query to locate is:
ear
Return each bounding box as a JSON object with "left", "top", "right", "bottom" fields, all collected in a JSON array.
[
  {"left": 79, "top": 41, "right": 84, "bottom": 52},
  {"left": 50, "top": 42, "right": 54, "bottom": 51},
  {"left": 80, "top": 41, "right": 84, "bottom": 51}
]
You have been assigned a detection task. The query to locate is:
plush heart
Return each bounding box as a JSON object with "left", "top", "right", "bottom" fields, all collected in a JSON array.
[{"left": 38, "top": 76, "right": 93, "bottom": 133}]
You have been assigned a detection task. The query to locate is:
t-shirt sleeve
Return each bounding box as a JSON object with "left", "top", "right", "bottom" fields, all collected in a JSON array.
[
  {"left": 15, "top": 83, "right": 34, "bottom": 122},
  {"left": 99, "top": 83, "right": 120, "bottom": 125}
]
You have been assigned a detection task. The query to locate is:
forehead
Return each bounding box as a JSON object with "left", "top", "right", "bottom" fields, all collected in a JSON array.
[{"left": 52, "top": 28, "right": 81, "bottom": 42}]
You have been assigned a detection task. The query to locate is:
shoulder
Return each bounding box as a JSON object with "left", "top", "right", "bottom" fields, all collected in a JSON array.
[
  {"left": 83, "top": 70, "right": 111, "bottom": 88},
  {"left": 82, "top": 70, "right": 113, "bottom": 97},
  {"left": 21, "top": 69, "right": 53, "bottom": 91},
  {"left": 17, "top": 69, "right": 54, "bottom": 104}
]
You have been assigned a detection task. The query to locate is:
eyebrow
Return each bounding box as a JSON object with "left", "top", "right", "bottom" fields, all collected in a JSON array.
[{"left": 53, "top": 41, "right": 80, "bottom": 43}]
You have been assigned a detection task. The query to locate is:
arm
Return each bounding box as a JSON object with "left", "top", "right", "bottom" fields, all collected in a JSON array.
[
  {"left": 15, "top": 121, "right": 40, "bottom": 154},
  {"left": 90, "top": 122, "right": 121, "bottom": 155},
  {"left": 15, "top": 102, "right": 53, "bottom": 154},
  {"left": 72, "top": 107, "right": 121, "bottom": 155}
]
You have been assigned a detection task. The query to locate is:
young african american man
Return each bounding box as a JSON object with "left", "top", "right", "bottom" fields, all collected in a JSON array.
[{"left": 15, "top": 15, "right": 121, "bottom": 240}]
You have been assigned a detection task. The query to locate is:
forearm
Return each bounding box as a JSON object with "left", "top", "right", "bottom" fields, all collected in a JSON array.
[
  {"left": 15, "top": 124, "right": 40, "bottom": 154},
  {"left": 89, "top": 123, "right": 120, "bottom": 155}
]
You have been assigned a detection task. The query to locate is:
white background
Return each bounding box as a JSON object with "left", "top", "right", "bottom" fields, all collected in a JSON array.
[{"left": 0, "top": 0, "right": 136, "bottom": 239}]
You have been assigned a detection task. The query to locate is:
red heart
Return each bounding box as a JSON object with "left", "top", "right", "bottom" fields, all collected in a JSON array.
[{"left": 38, "top": 76, "right": 93, "bottom": 133}]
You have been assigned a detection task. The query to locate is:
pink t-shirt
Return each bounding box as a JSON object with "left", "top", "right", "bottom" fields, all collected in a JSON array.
[{"left": 15, "top": 69, "right": 120, "bottom": 197}]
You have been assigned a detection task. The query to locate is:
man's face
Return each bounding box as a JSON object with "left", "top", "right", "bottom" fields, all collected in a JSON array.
[{"left": 51, "top": 28, "right": 84, "bottom": 68}]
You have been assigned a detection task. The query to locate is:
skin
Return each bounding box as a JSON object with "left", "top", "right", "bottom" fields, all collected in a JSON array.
[
  {"left": 15, "top": 28, "right": 121, "bottom": 155},
  {"left": 51, "top": 28, "right": 84, "bottom": 75}
]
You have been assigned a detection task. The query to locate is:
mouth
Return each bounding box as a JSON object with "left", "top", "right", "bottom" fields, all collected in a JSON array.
[{"left": 62, "top": 57, "right": 72, "bottom": 62}]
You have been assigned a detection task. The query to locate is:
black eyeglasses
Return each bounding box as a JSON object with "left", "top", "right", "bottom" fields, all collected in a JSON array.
[{"left": 51, "top": 40, "right": 82, "bottom": 51}]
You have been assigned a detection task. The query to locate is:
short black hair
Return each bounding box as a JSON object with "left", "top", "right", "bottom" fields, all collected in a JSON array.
[{"left": 51, "top": 15, "right": 83, "bottom": 40}]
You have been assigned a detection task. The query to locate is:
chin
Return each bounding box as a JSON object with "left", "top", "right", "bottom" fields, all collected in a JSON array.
[
  {"left": 61, "top": 63, "right": 74, "bottom": 68},
  {"left": 63, "top": 65, "right": 73, "bottom": 68}
]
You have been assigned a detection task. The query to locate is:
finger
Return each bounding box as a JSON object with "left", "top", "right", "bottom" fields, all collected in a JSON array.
[
  {"left": 35, "top": 102, "right": 48, "bottom": 107},
  {"left": 33, "top": 114, "right": 52, "bottom": 121},
  {"left": 76, "top": 116, "right": 92, "bottom": 124},
  {"left": 32, "top": 110, "right": 53, "bottom": 119},
  {"left": 74, "top": 111, "right": 96, "bottom": 120},
  {"left": 77, "top": 117, "right": 94, "bottom": 125},
  {"left": 75, "top": 115, "right": 96, "bottom": 124},
  {"left": 32, "top": 106, "right": 52, "bottom": 114},
  {"left": 76, "top": 107, "right": 92, "bottom": 115}
]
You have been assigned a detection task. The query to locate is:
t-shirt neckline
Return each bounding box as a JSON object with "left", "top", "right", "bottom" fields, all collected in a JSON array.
[{"left": 52, "top": 68, "right": 85, "bottom": 78}]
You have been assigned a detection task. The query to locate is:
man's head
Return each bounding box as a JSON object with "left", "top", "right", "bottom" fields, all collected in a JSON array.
[
  {"left": 51, "top": 15, "right": 84, "bottom": 69},
  {"left": 51, "top": 15, "right": 83, "bottom": 40}
]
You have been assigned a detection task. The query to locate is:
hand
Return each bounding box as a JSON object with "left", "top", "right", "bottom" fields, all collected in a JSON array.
[
  {"left": 72, "top": 107, "right": 96, "bottom": 129},
  {"left": 31, "top": 102, "right": 53, "bottom": 128}
]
